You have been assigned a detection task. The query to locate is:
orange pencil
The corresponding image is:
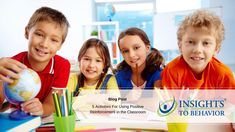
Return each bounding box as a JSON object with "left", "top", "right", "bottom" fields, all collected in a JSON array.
[{"left": 136, "top": 63, "right": 139, "bottom": 87}]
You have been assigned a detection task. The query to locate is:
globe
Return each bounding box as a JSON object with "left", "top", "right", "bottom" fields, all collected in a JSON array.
[
  {"left": 104, "top": 3, "right": 116, "bottom": 21},
  {"left": 3, "top": 68, "right": 41, "bottom": 120}
]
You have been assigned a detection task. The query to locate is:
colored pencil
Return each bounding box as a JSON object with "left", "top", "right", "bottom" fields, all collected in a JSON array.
[
  {"left": 52, "top": 91, "right": 61, "bottom": 117},
  {"left": 63, "top": 89, "right": 68, "bottom": 116},
  {"left": 136, "top": 63, "right": 139, "bottom": 87}
]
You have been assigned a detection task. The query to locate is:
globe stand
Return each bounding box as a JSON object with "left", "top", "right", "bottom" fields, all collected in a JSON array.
[
  {"left": 9, "top": 109, "right": 32, "bottom": 120},
  {"left": 2, "top": 68, "right": 41, "bottom": 120}
]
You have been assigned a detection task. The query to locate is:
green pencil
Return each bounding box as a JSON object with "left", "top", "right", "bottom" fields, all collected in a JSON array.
[
  {"left": 70, "top": 90, "right": 73, "bottom": 115},
  {"left": 52, "top": 91, "right": 61, "bottom": 117}
]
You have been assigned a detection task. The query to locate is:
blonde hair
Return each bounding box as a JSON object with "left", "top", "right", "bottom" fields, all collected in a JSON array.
[{"left": 177, "top": 10, "right": 225, "bottom": 50}]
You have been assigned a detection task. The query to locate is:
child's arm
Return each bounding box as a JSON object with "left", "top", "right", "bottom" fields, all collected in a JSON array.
[
  {"left": 0, "top": 57, "right": 27, "bottom": 83},
  {"left": 41, "top": 89, "right": 55, "bottom": 117}
]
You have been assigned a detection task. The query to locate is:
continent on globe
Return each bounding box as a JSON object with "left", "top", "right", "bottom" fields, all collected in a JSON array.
[{"left": 3, "top": 68, "right": 41, "bottom": 104}]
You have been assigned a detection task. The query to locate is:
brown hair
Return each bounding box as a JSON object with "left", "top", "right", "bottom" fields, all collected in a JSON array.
[
  {"left": 177, "top": 10, "right": 225, "bottom": 50},
  {"left": 77, "top": 38, "right": 113, "bottom": 89},
  {"left": 116, "top": 27, "right": 164, "bottom": 80},
  {"left": 25, "top": 6, "right": 70, "bottom": 43},
  {"left": 118, "top": 27, "right": 150, "bottom": 48}
]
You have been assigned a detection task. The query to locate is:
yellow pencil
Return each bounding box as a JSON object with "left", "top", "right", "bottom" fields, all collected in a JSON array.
[{"left": 52, "top": 91, "right": 62, "bottom": 117}]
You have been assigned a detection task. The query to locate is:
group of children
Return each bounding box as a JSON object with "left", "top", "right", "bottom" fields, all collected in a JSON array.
[{"left": 0, "top": 6, "right": 235, "bottom": 131}]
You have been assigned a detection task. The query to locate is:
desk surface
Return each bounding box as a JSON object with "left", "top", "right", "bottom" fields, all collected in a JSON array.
[
  {"left": 41, "top": 111, "right": 167, "bottom": 131},
  {"left": 78, "top": 112, "right": 167, "bottom": 130}
]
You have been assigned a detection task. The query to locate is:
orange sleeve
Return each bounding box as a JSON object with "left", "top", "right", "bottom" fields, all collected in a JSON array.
[
  {"left": 207, "top": 58, "right": 235, "bottom": 88},
  {"left": 161, "top": 57, "right": 182, "bottom": 89},
  {"left": 161, "top": 66, "right": 178, "bottom": 88},
  {"left": 218, "top": 67, "right": 235, "bottom": 88}
]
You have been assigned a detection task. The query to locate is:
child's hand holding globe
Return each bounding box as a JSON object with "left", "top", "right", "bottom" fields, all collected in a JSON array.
[{"left": 3, "top": 68, "right": 41, "bottom": 120}]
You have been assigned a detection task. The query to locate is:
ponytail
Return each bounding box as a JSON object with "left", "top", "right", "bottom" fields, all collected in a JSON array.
[{"left": 141, "top": 48, "right": 164, "bottom": 80}]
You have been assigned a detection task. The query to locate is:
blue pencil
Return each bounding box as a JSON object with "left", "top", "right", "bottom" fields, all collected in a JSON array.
[{"left": 60, "top": 95, "right": 65, "bottom": 116}]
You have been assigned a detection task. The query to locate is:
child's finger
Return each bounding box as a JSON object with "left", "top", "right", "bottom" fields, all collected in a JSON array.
[
  {"left": 1, "top": 58, "right": 26, "bottom": 73},
  {"left": 22, "top": 102, "right": 36, "bottom": 110},
  {"left": 30, "top": 110, "right": 43, "bottom": 116},
  {"left": 21, "top": 99, "right": 43, "bottom": 116},
  {"left": 10, "top": 59, "right": 27, "bottom": 69},
  {"left": 0, "top": 74, "right": 14, "bottom": 83},
  {"left": 21, "top": 98, "right": 35, "bottom": 107},
  {"left": 28, "top": 106, "right": 43, "bottom": 115},
  {"left": 21, "top": 98, "right": 41, "bottom": 110},
  {"left": 0, "top": 68, "right": 20, "bottom": 80},
  {"left": 7, "top": 58, "right": 27, "bottom": 70},
  {"left": 23, "top": 105, "right": 43, "bottom": 116}
]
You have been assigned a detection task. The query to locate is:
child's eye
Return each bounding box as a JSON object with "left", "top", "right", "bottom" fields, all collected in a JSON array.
[
  {"left": 134, "top": 46, "right": 140, "bottom": 50},
  {"left": 83, "top": 58, "right": 90, "bottom": 61},
  {"left": 203, "top": 41, "right": 211, "bottom": 46},
  {"left": 35, "top": 32, "right": 43, "bottom": 37},
  {"left": 187, "top": 40, "right": 194, "bottom": 44},
  {"left": 96, "top": 59, "right": 103, "bottom": 63},
  {"left": 51, "top": 39, "right": 59, "bottom": 43},
  {"left": 122, "top": 50, "right": 129, "bottom": 54}
]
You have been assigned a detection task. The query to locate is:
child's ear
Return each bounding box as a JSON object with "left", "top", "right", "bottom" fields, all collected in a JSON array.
[
  {"left": 214, "top": 45, "right": 221, "bottom": 56},
  {"left": 178, "top": 42, "right": 183, "bottom": 53},
  {"left": 24, "top": 27, "right": 29, "bottom": 39},
  {"left": 102, "top": 67, "right": 108, "bottom": 73},
  {"left": 146, "top": 45, "right": 150, "bottom": 52}
]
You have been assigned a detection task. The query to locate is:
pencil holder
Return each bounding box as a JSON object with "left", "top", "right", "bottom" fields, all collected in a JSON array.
[
  {"left": 167, "top": 123, "right": 188, "bottom": 132},
  {"left": 166, "top": 115, "right": 188, "bottom": 132},
  {"left": 53, "top": 111, "right": 75, "bottom": 132}
]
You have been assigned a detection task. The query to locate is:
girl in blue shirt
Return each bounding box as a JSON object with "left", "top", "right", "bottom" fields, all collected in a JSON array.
[{"left": 115, "top": 27, "right": 164, "bottom": 93}]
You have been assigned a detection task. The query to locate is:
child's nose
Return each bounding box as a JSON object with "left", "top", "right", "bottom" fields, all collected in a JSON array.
[
  {"left": 88, "top": 60, "right": 96, "bottom": 67},
  {"left": 193, "top": 43, "right": 203, "bottom": 54},
  {"left": 129, "top": 49, "right": 135, "bottom": 57},
  {"left": 39, "top": 39, "right": 49, "bottom": 48}
]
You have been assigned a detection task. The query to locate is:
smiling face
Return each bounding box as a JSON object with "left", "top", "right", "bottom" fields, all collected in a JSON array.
[
  {"left": 119, "top": 35, "right": 150, "bottom": 70},
  {"left": 25, "top": 21, "right": 63, "bottom": 68},
  {"left": 179, "top": 26, "right": 219, "bottom": 74},
  {"left": 79, "top": 47, "right": 104, "bottom": 84}
]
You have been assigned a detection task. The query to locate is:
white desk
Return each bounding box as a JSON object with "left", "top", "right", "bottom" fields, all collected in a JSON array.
[
  {"left": 75, "top": 111, "right": 167, "bottom": 131},
  {"left": 41, "top": 111, "right": 168, "bottom": 132}
]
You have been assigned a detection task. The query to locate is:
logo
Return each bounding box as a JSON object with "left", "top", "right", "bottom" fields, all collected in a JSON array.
[{"left": 157, "top": 97, "right": 177, "bottom": 116}]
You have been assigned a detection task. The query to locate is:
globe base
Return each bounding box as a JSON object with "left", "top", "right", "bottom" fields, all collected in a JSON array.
[{"left": 9, "top": 109, "right": 32, "bottom": 120}]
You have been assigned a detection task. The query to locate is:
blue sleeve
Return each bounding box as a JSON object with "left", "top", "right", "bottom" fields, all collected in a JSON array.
[
  {"left": 145, "top": 69, "right": 162, "bottom": 89},
  {"left": 152, "top": 69, "right": 162, "bottom": 81}
]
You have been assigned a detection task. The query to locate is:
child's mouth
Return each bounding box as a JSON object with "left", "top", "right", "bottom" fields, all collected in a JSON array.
[
  {"left": 86, "top": 70, "right": 96, "bottom": 74},
  {"left": 35, "top": 48, "right": 48, "bottom": 56},
  {"left": 130, "top": 58, "right": 139, "bottom": 64},
  {"left": 191, "top": 57, "right": 204, "bottom": 61}
]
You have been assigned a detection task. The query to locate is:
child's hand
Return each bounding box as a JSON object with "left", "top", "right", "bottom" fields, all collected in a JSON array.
[
  {"left": 21, "top": 98, "right": 43, "bottom": 116},
  {"left": 0, "top": 57, "right": 27, "bottom": 83}
]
